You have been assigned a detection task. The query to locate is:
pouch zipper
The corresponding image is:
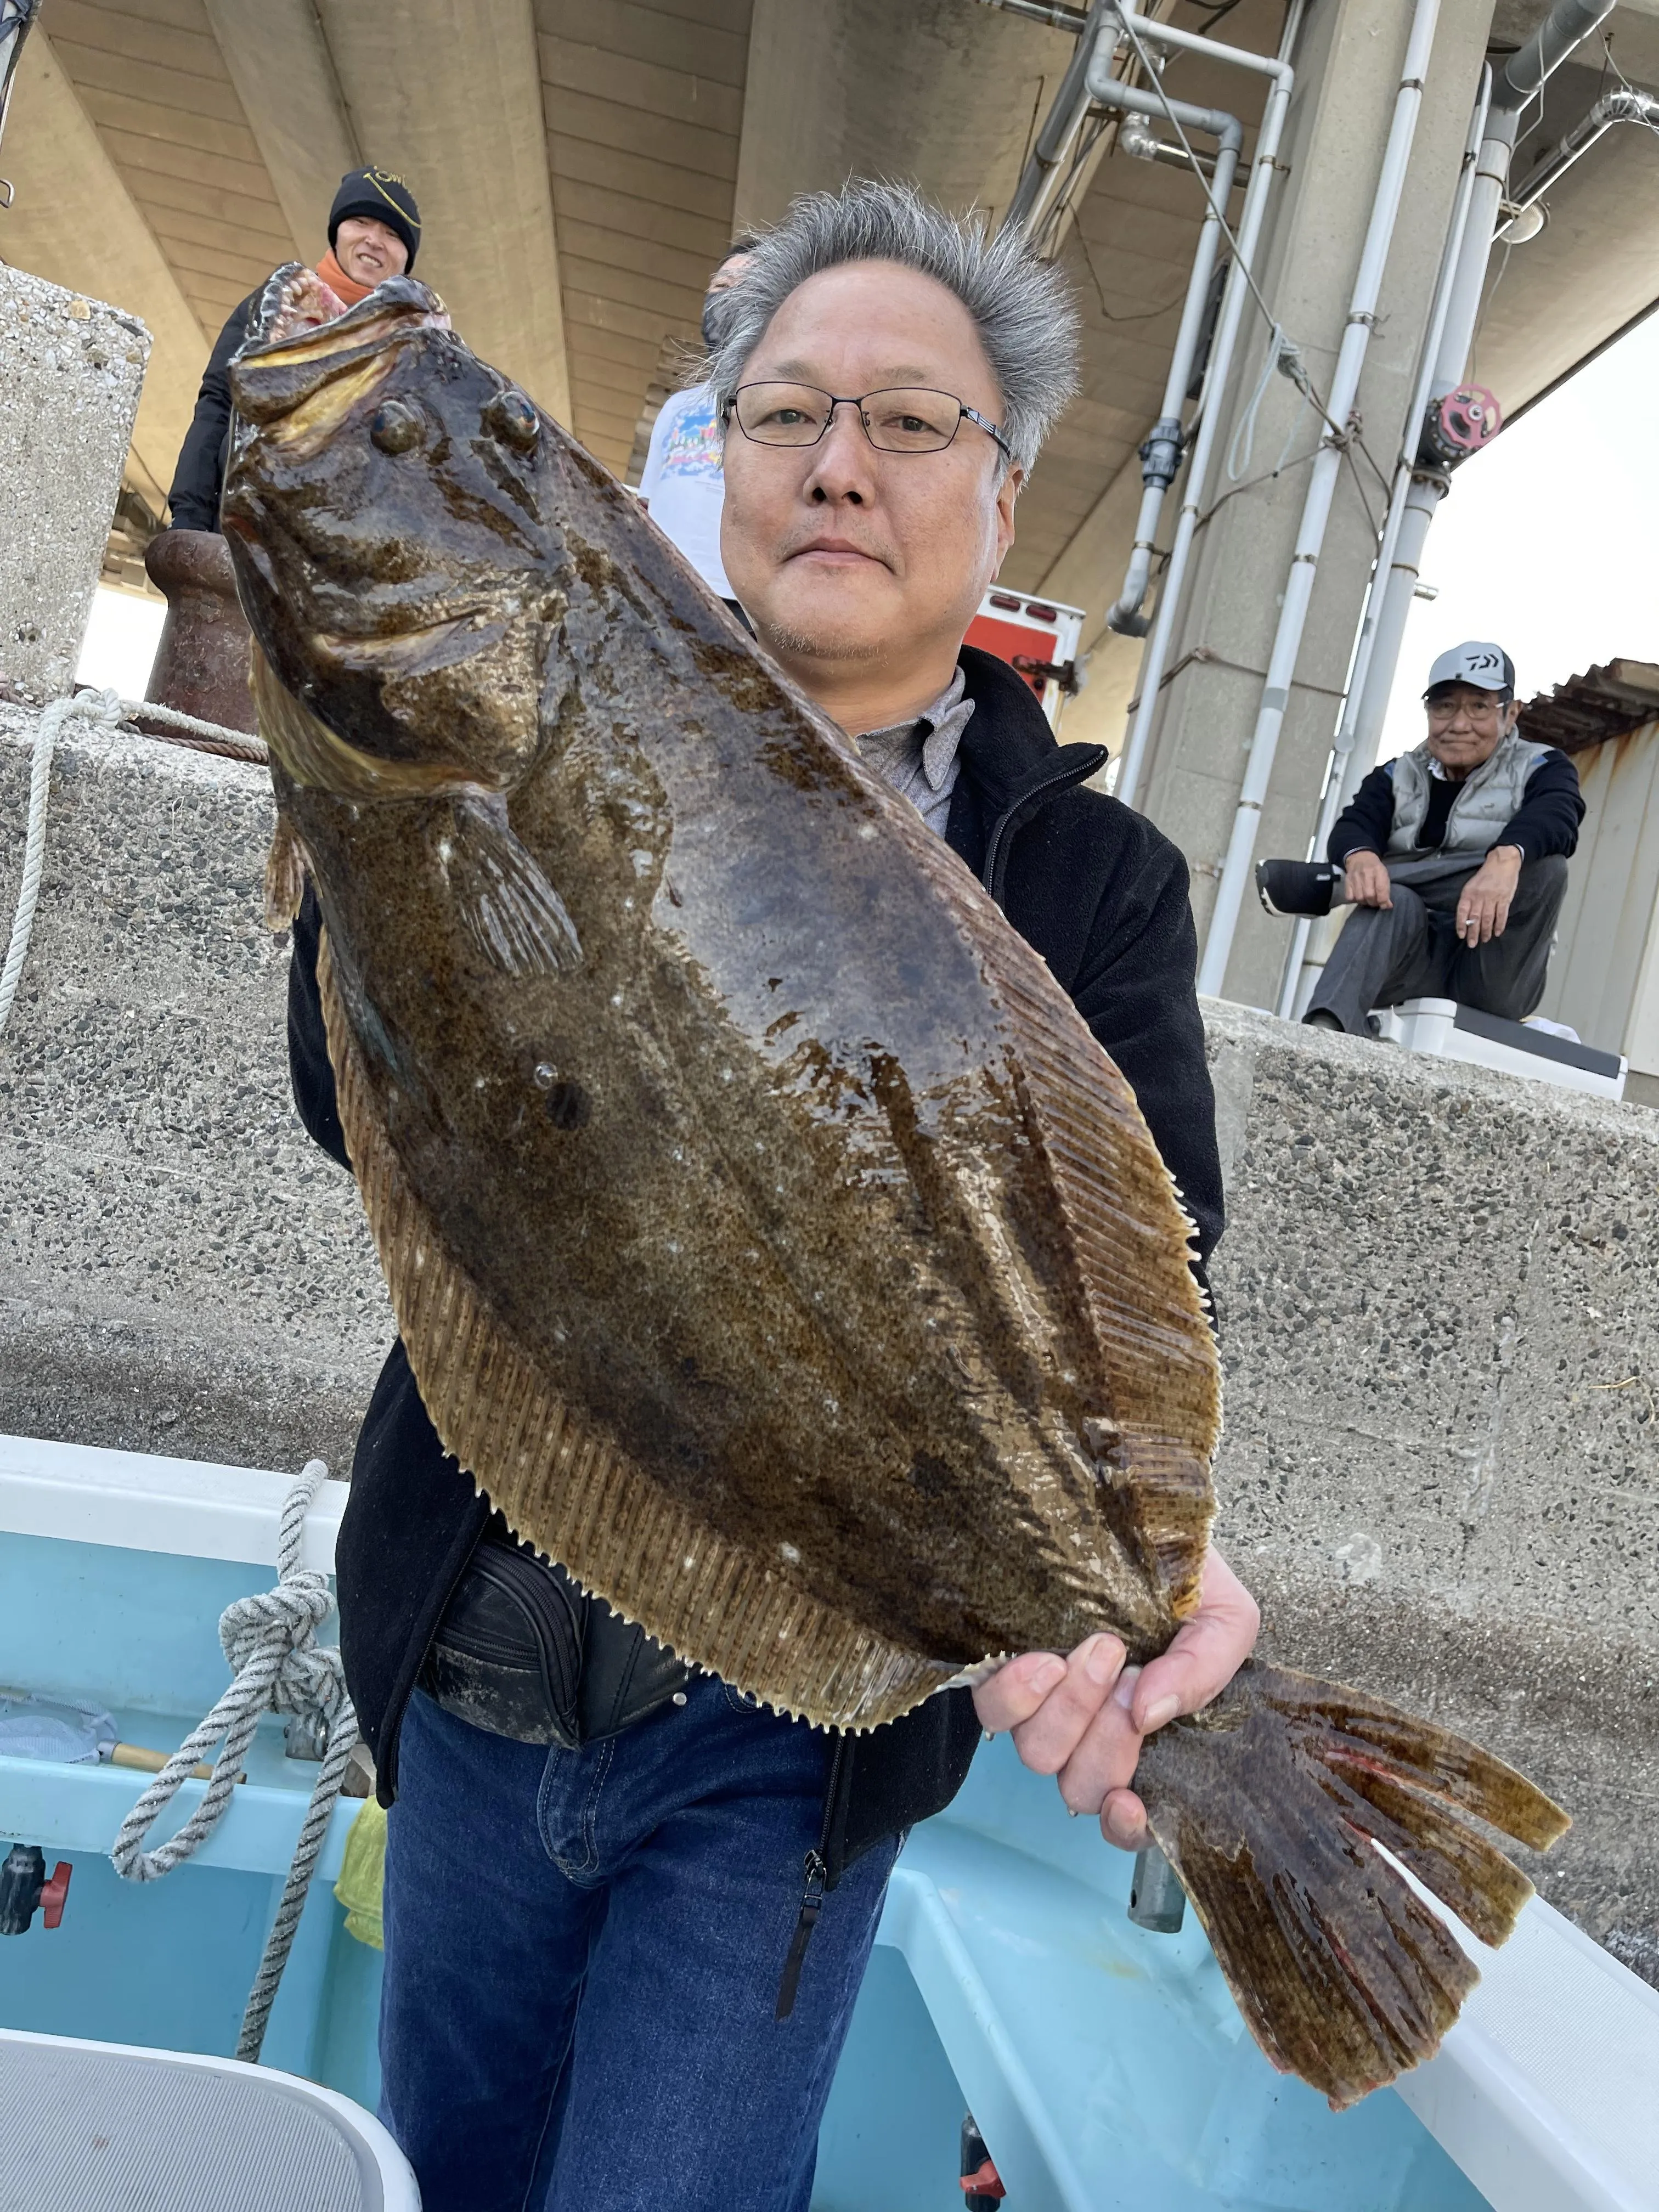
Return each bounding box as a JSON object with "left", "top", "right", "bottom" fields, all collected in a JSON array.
[{"left": 775, "top": 1739, "right": 846, "bottom": 2020}]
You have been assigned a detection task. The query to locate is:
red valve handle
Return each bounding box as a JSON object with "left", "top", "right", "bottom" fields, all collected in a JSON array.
[
  {"left": 40, "top": 1862, "right": 71, "bottom": 1929},
  {"left": 1437, "top": 384, "right": 1502, "bottom": 453}
]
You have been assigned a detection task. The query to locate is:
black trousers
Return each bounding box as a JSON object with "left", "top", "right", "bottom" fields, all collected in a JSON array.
[{"left": 1306, "top": 851, "right": 1569, "bottom": 1036}]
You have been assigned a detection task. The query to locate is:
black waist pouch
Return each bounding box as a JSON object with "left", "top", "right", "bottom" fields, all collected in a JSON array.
[{"left": 422, "top": 1524, "right": 689, "bottom": 1747}]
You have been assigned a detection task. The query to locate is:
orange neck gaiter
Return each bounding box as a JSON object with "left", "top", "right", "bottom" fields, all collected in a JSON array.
[{"left": 316, "top": 248, "right": 374, "bottom": 307}]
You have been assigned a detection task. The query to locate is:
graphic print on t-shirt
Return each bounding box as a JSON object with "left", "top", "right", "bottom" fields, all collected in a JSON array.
[{"left": 656, "top": 395, "right": 723, "bottom": 482}]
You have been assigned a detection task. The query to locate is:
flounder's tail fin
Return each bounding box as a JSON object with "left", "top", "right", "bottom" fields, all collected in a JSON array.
[{"left": 1132, "top": 1656, "right": 1570, "bottom": 2108}]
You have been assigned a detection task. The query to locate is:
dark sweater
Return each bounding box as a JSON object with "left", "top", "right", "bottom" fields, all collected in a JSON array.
[
  {"left": 1328, "top": 749, "right": 1584, "bottom": 868},
  {"left": 168, "top": 290, "right": 262, "bottom": 532},
  {"left": 286, "top": 645, "right": 1223, "bottom": 1883}
]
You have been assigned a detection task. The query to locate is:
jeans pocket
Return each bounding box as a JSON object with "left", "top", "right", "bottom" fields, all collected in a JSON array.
[{"left": 723, "top": 1679, "right": 761, "bottom": 1715}]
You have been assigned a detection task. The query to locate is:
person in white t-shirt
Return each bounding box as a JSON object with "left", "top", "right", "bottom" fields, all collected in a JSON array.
[{"left": 638, "top": 238, "right": 758, "bottom": 599}]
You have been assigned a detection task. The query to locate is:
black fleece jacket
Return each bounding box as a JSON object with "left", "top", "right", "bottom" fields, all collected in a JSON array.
[
  {"left": 168, "top": 291, "right": 262, "bottom": 532},
  {"left": 287, "top": 645, "right": 1223, "bottom": 1882}
]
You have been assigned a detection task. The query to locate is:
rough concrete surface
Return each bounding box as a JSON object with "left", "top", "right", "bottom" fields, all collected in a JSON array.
[
  {"left": 1, "top": 716, "right": 1654, "bottom": 1976},
  {"left": 1205, "top": 1003, "right": 1659, "bottom": 1979},
  {"left": 0, "top": 266, "right": 150, "bottom": 706},
  {"left": 0, "top": 708, "right": 388, "bottom": 1475}
]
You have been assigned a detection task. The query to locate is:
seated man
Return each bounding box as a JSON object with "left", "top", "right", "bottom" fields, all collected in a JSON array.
[{"left": 1260, "top": 642, "right": 1583, "bottom": 1035}]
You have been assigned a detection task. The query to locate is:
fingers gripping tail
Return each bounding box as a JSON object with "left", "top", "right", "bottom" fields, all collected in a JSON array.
[{"left": 1130, "top": 1656, "right": 1570, "bottom": 2108}]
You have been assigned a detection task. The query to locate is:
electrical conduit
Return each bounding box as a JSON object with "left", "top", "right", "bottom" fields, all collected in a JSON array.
[
  {"left": 1273, "top": 64, "right": 1493, "bottom": 1017},
  {"left": 1111, "top": 3, "right": 1302, "bottom": 809},
  {"left": 1099, "top": 86, "right": 1242, "bottom": 636},
  {"left": 1323, "top": 0, "right": 1617, "bottom": 828},
  {"left": 1196, "top": 0, "right": 1443, "bottom": 998}
]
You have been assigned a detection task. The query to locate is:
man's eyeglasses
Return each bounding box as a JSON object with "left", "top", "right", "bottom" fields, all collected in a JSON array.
[
  {"left": 1426, "top": 694, "right": 1507, "bottom": 723},
  {"left": 727, "top": 382, "right": 1013, "bottom": 461}
]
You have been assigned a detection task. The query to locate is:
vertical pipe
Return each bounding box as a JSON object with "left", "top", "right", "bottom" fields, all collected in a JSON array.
[
  {"left": 1003, "top": 0, "right": 1119, "bottom": 235},
  {"left": 1328, "top": 0, "right": 1616, "bottom": 810},
  {"left": 1273, "top": 65, "right": 1491, "bottom": 1017},
  {"left": 1196, "top": 0, "right": 1442, "bottom": 998},
  {"left": 1107, "top": 124, "right": 1242, "bottom": 634},
  {"left": 1113, "top": 0, "right": 1304, "bottom": 809}
]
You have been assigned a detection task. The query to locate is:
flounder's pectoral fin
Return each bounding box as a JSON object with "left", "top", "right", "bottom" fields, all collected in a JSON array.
[{"left": 448, "top": 793, "right": 582, "bottom": 977}]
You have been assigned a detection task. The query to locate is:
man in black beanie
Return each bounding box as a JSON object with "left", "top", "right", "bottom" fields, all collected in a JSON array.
[{"left": 166, "top": 166, "right": 422, "bottom": 533}]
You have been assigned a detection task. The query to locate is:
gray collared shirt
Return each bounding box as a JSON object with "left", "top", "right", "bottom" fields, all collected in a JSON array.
[{"left": 849, "top": 668, "right": 975, "bottom": 840}]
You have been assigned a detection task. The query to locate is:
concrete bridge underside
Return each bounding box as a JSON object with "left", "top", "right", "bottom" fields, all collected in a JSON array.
[{"left": 3, "top": 0, "right": 1656, "bottom": 650}]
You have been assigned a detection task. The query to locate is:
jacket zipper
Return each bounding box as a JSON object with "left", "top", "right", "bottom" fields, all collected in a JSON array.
[
  {"left": 981, "top": 747, "right": 1108, "bottom": 904},
  {"left": 775, "top": 1739, "right": 846, "bottom": 2019}
]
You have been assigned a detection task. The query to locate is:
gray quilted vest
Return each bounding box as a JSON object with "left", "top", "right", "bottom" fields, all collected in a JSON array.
[{"left": 1386, "top": 731, "right": 1554, "bottom": 857}]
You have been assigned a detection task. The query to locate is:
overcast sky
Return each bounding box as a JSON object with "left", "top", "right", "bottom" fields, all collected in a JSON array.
[
  {"left": 1377, "top": 305, "right": 1659, "bottom": 761},
  {"left": 77, "top": 307, "right": 1659, "bottom": 764}
]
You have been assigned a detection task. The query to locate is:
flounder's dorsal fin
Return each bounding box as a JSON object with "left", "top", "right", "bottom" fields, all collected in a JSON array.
[
  {"left": 912, "top": 836, "right": 1221, "bottom": 1618},
  {"left": 315, "top": 926, "right": 955, "bottom": 1731}
]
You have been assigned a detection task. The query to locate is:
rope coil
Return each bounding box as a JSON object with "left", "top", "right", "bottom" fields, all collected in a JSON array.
[
  {"left": 0, "top": 686, "right": 267, "bottom": 1042},
  {"left": 110, "top": 1461, "right": 359, "bottom": 2062}
]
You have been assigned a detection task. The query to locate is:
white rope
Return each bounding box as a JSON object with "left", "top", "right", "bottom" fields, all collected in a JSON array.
[
  {"left": 1, "top": 686, "right": 266, "bottom": 1043},
  {"left": 110, "top": 1460, "right": 359, "bottom": 2063},
  {"left": 0, "top": 687, "right": 124, "bottom": 1039}
]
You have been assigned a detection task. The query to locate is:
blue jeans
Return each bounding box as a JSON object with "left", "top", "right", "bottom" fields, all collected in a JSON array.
[{"left": 379, "top": 1679, "right": 899, "bottom": 2212}]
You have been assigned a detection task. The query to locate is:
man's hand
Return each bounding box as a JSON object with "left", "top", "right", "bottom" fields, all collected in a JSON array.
[
  {"left": 1342, "top": 850, "right": 1392, "bottom": 909},
  {"left": 1455, "top": 844, "right": 1522, "bottom": 945},
  {"left": 971, "top": 1548, "right": 1260, "bottom": 1850}
]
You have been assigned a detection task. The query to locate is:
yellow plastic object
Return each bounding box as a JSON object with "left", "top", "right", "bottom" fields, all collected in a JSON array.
[{"left": 334, "top": 1798, "right": 387, "bottom": 1951}]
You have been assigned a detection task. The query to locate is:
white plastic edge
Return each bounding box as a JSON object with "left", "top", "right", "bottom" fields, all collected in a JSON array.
[
  {"left": 1387, "top": 1854, "right": 1659, "bottom": 2212},
  {"left": 0, "top": 1433, "right": 344, "bottom": 1573},
  {"left": 0, "top": 2028, "right": 417, "bottom": 2209}
]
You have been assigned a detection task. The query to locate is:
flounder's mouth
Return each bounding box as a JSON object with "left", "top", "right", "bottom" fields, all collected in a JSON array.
[
  {"left": 228, "top": 265, "right": 452, "bottom": 447},
  {"left": 245, "top": 263, "right": 451, "bottom": 359}
]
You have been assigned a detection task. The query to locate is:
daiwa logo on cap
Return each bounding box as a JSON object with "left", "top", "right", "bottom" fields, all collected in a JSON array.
[{"left": 1424, "top": 640, "right": 1515, "bottom": 695}]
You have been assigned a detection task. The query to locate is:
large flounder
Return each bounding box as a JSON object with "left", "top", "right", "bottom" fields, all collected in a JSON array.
[{"left": 224, "top": 268, "right": 1567, "bottom": 2109}]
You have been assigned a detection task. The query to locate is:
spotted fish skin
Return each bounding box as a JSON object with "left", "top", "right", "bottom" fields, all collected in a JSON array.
[{"left": 224, "top": 274, "right": 1567, "bottom": 2110}]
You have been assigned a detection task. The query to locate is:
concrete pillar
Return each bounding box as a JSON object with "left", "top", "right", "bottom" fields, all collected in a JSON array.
[
  {"left": 1132, "top": 0, "right": 1493, "bottom": 1007},
  {"left": 0, "top": 264, "right": 149, "bottom": 707}
]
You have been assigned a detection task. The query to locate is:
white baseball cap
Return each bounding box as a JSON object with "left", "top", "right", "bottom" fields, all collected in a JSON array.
[{"left": 1424, "top": 641, "right": 1515, "bottom": 697}]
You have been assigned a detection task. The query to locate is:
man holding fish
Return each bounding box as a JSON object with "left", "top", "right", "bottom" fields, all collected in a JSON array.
[{"left": 267, "top": 183, "right": 1266, "bottom": 2208}]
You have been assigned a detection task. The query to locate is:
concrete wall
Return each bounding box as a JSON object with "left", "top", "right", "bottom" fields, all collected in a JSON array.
[
  {"left": 1206, "top": 1003, "right": 1658, "bottom": 1988},
  {"left": 0, "top": 266, "right": 149, "bottom": 706},
  {"left": 2, "top": 712, "right": 1654, "bottom": 1980}
]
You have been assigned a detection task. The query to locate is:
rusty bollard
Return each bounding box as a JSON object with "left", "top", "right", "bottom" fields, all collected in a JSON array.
[{"left": 142, "top": 527, "right": 256, "bottom": 735}]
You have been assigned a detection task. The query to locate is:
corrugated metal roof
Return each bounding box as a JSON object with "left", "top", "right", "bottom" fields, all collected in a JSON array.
[{"left": 1517, "top": 658, "right": 1659, "bottom": 753}]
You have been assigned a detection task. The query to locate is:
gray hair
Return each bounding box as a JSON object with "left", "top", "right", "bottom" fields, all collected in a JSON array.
[{"left": 706, "top": 179, "right": 1079, "bottom": 476}]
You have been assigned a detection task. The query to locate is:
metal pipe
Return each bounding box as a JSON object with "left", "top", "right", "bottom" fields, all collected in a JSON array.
[
  {"left": 1197, "top": 0, "right": 1442, "bottom": 998},
  {"left": 1119, "top": 115, "right": 1239, "bottom": 179},
  {"left": 1114, "top": 1, "right": 1304, "bottom": 808},
  {"left": 1002, "top": 0, "right": 1119, "bottom": 235},
  {"left": 1494, "top": 0, "right": 1618, "bottom": 112},
  {"left": 1107, "top": 1, "right": 1294, "bottom": 86},
  {"left": 1273, "top": 65, "right": 1492, "bottom": 1018},
  {"left": 979, "top": 0, "right": 1090, "bottom": 27},
  {"left": 1078, "top": 48, "right": 1244, "bottom": 636},
  {"left": 1501, "top": 86, "right": 1659, "bottom": 230},
  {"left": 1326, "top": 0, "right": 1616, "bottom": 803}
]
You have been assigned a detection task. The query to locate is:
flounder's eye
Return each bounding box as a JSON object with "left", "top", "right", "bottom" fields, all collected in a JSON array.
[
  {"left": 486, "top": 389, "right": 539, "bottom": 453},
  {"left": 370, "top": 399, "right": 423, "bottom": 454}
]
